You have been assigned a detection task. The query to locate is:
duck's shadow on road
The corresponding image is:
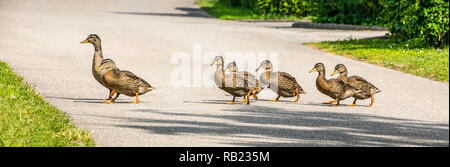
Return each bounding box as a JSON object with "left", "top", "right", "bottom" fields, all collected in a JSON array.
[
  {"left": 303, "top": 102, "right": 369, "bottom": 107},
  {"left": 184, "top": 99, "right": 259, "bottom": 105},
  {"left": 45, "top": 96, "right": 132, "bottom": 104},
  {"left": 184, "top": 99, "right": 367, "bottom": 107}
]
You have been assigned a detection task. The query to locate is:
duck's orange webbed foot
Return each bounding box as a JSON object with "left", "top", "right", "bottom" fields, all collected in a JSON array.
[
  {"left": 293, "top": 89, "right": 300, "bottom": 103},
  {"left": 227, "top": 96, "right": 236, "bottom": 104},
  {"left": 129, "top": 93, "right": 139, "bottom": 104},
  {"left": 103, "top": 89, "right": 116, "bottom": 100},
  {"left": 239, "top": 97, "right": 247, "bottom": 103},
  {"left": 252, "top": 90, "right": 258, "bottom": 100},
  {"left": 368, "top": 93, "right": 374, "bottom": 107}
]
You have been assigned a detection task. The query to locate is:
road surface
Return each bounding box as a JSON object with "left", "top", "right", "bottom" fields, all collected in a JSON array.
[{"left": 0, "top": 0, "right": 448, "bottom": 146}]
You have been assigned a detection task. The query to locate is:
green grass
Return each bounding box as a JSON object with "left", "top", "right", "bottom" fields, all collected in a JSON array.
[
  {"left": 196, "top": 0, "right": 307, "bottom": 21},
  {"left": 306, "top": 38, "right": 449, "bottom": 82},
  {"left": 0, "top": 61, "right": 95, "bottom": 147}
]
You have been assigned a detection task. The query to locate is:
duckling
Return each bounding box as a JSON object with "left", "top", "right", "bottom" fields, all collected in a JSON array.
[
  {"left": 309, "top": 63, "right": 359, "bottom": 106},
  {"left": 80, "top": 34, "right": 115, "bottom": 100},
  {"left": 211, "top": 56, "right": 252, "bottom": 105},
  {"left": 331, "top": 64, "right": 381, "bottom": 107},
  {"left": 255, "top": 60, "right": 305, "bottom": 102},
  {"left": 224, "top": 61, "right": 263, "bottom": 102},
  {"left": 96, "top": 59, "right": 154, "bottom": 104}
]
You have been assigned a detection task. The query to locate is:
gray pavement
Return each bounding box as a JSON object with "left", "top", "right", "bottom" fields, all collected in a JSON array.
[{"left": 0, "top": 0, "right": 448, "bottom": 146}]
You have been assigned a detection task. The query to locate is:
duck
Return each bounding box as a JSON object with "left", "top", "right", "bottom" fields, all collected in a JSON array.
[
  {"left": 256, "top": 60, "right": 305, "bottom": 102},
  {"left": 331, "top": 64, "right": 381, "bottom": 107},
  {"left": 309, "top": 63, "right": 360, "bottom": 106},
  {"left": 224, "top": 61, "right": 263, "bottom": 102},
  {"left": 211, "top": 56, "right": 252, "bottom": 105},
  {"left": 95, "top": 59, "right": 154, "bottom": 104},
  {"left": 80, "top": 34, "right": 115, "bottom": 100}
]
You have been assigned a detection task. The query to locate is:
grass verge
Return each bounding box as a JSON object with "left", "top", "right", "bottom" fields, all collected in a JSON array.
[
  {"left": 0, "top": 61, "right": 95, "bottom": 147},
  {"left": 306, "top": 38, "right": 449, "bottom": 82},
  {"left": 196, "top": 0, "right": 308, "bottom": 21}
]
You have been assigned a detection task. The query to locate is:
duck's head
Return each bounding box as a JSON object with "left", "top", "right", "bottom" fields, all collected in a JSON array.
[
  {"left": 210, "top": 56, "right": 224, "bottom": 66},
  {"left": 95, "top": 59, "right": 116, "bottom": 72},
  {"left": 256, "top": 60, "right": 272, "bottom": 72},
  {"left": 80, "top": 34, "right": 101, "bottom": 45},
  {"left": 309, "top": 63, "right": 325, "bottom": 73},
  {"left": 331, "top": 64, "right": 347, "bottom": 76},
  {"left": 224, "top": 61, "right": 237, "bottom": 73}
]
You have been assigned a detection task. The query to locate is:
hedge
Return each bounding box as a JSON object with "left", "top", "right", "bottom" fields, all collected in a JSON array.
[
  {"left": 379, "top": 0, "right": 449, "bottom": 47},
  {"left": 310, "top": 0, "right": 382, "bottom": 26},
  {"left": 217, "top": 0, "right": 310, "bottom": 16},
  {"left": 214, "top": 0, "right": 449, "bottom": 47}
]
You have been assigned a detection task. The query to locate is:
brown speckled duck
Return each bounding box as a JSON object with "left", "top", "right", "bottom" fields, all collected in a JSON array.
[
  {"left": 80, "top": 34, "right": 115, "bottom": 100},
  {"left": 256, "top": 60, "right": 305, "bottom": 102},
  {"left": 211, "top": 56, "right": 252, "bottom": 105},
  {"left": 309, "top": 63, "right": 359, "bottom": 106},
  {"left": 331, "top": 64, "right": 381, "bottom": 107},
  {"left": 96, "top": 59, "right": 154, "bottom": 104},
  {"left": 224, "top": 61, "right": 263, "bottom": 102}
]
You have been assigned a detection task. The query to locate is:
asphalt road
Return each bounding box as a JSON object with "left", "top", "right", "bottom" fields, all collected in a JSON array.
[{"left": 0, "top": 0, "right": 448, "bottom": 146}]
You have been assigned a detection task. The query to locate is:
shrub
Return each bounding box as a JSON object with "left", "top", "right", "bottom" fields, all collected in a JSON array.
[
  {"left": 379, "top": 0, "right": 449, "bottom": 47},
  {"left": 217, "top": 0, "right": 310, "bottom": 17},
  {"left": 217, "top": 0, "right": 258, "bottom": 10},
  {"left": 310, "top": 0, "right": 382, "bottom": 26},
  {"left": 257, "top": 0, "right": 310, "bottom": 16}
]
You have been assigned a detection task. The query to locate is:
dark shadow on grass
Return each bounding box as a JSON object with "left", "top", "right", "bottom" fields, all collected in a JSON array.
[
  {"left": 92, "top": 105, "right": 449, "bottom": 146},
  {"left": 359, "top": 35, "right": 389, "bottom": 40},
  {"left": 112, "top": 7, "right": 213, "bottom": 18}
]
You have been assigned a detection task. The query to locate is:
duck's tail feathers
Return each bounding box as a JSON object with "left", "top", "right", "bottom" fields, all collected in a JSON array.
[
  {"left": 147, "top": 87, "right": 155, "bottom": 91},
  {"left": 298, "top": 87, "right": 306, "bottom": 94},
  {"left": 370, "top": 87, "right": 381, "bottom": 94},
  {"left": 296, "top": 83, "right": 306, "bottom": 94}
]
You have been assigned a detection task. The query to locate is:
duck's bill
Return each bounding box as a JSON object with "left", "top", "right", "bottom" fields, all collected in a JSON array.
[
  {"left": 95, "top": 65, "right": 104, "bottom": 72},
  {"left": 308, "top": 68, "right": 318, "bottom": 73},
  {"left": 80, "top": 39, "right": 89, "bottom": 44},
  {"left": 331, "top": 70, "right": 339, "bottom": 76},
  {"left": 210, "top": 61, "right": 217, "bottom": 66}
]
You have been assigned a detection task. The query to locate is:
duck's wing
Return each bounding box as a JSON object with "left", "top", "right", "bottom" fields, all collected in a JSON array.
[
  {"left": 278, "top": 72, "right": 302, "bottom": 90},
  {"left": 328, "top": 78, "right": 352, "bottom": 90},
  {"left": 120, "top": 70, "right": 151, "bottom": 89},
  {"left": 348, "top": 75, "right": 379, "bottom": 92},
  {"left": 348, "top": 75, "right": 368, "bottom": 83},
  {"left": 222, "top": 72, "right": 250, "bottom": 88},
  {"left": 234, "top": 71, "right": 258, "bottom": 87}
]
